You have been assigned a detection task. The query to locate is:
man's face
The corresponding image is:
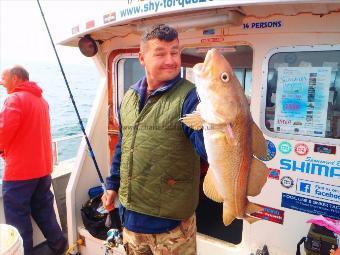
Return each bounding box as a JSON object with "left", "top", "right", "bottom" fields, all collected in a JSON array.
[
  {"left": 0, "top": 70, "right": 17, "bottom": 93},
  {"left": 139, "top": 38, "right": 181, "bottom": 88}
]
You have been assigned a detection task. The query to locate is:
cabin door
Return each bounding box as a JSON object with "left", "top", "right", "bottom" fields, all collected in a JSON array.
[{"left": 107, "top": 45, "right": 254, "bottom": 245}]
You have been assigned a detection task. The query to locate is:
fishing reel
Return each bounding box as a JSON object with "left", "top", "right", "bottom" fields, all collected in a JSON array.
[
  {"left": 104, "top": 228, "right": 123, "bottom": 248},
  {"left": 103, "top": 209, "right": 124, "bottom": 254}
]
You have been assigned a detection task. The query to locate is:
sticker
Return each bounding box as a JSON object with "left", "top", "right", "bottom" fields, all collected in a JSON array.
[
  {"left": 281, "top": 193, "right": 340, "bottom": 220},
  {"left": 196, "top": 47, "right": 235, "bottom": 53},
  {"left": 280, "top": 176, "right": 294, "bottom": 189},
  {"left": 294, "top": 143, "right": 309, "bottom": 156},
  {"left": 268, "top": 168, "right": 280, "bottom": 180},
  {"left": 314, "top": 144, "right": 336, "bottom": 155},
  {"left": 278, "top": 141, "right": 292, "bottom": 154},
  {"left": 86, "top": 20, "right": 95, "bottom": 29},
  {"left": 279, "top": 157, "right": 340, "bottom": 179},
  {"left": 243, "top": 20, "right": 282, "bottom": 30},
  {"left": 201, "top": 37, "right": 224, "bottom": 43},
  {"left": 103, "top": 12, "right": 116, "bottom": 24},
  {"left": 296, "top": 179, "right": 340, "bottom": 203},
  {"left": 257, "top": 140, "right": 276, "bottom": 161},
  {"left": 72, "top": 26, "right": 79, "bottom": 35},
  {"left": 203, "top": 29, "right": 215, "bottom": 35},
  {"left": 250, "top": 205, "right": 284, "bottom": 224}
]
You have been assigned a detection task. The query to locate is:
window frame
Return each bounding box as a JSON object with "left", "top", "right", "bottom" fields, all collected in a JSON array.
[
  {"left": 260, "top": 44, "right": 340, "bottom": 145},
  {"left": 113, "top": 52, "right": 141, "bottom": 120}
]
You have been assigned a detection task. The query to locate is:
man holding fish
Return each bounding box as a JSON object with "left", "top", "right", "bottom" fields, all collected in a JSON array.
[{"left": 103, "top": 24, "right": 268, "bottom": 254}]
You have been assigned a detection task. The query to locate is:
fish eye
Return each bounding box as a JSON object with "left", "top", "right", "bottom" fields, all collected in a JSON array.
[{"left": 220, "top": 72, "right": 230, "bottom": 83}]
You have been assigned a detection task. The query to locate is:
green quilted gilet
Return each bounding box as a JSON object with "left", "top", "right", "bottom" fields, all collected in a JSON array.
[{"left": 119, "top": 79, "right": 200, "bottom": 220}]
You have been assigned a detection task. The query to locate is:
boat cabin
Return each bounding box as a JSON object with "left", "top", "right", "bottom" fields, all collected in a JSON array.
[{"left": 15, "top": 1, "right": 339, "bottom": 254}]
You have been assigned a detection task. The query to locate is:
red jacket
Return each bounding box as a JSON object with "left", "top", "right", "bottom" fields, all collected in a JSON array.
[{"left": 0, "top": 81, "right": 53, "bottom": 180}]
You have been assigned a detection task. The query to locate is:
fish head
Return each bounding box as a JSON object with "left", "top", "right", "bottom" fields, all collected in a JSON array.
[{"left": 193, "top": 48, "right": 246, "bottom": 125}]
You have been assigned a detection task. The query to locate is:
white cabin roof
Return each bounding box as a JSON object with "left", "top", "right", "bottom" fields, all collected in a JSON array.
[{"left": 59, "top": 0, "right": 340, "bottom": 47}]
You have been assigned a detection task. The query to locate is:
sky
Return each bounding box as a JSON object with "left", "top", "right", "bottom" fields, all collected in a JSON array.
[{"left": 0, "top": 0, "right": 125, "bottom": 67}]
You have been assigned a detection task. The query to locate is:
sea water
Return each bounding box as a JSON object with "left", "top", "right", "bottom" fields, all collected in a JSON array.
[{"left": 0, "top": 62, "right": 100, "bottom": 179}]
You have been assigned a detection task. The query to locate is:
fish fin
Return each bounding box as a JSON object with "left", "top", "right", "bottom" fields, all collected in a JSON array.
[
  {"left": 203, "top": 169, "right": 223, "bottom": 203},
  {"left": 245, "top": 202, "right": 263, "bottom": 224},
  {"left": 225, "top": 124, "right": 237, "bottom": 146},
  {"left": 247, "top": 157, "right": 268, "bottom": 197},
  {"left": 245, "top": 201, "right": 263, "bottom": 215},
  {"left": 180, "top": 111, "right": 203, "bottom": 130},
  {"left": 251, "top": 122, "right": 267, "bottom": 158},
  {"left": 223, "top": 203, "right": 235, "bottom": 226},
  {"left": 244, "top": 215, "right": 261, "bottom": 224}
]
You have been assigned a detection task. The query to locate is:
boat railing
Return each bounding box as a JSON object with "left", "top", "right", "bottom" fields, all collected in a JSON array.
[
  {"left": 52, "top": 134, "right": 83, "bottom": 165},
  {"left": 0, "top": 134, "right": 82, "bottom": 181}
]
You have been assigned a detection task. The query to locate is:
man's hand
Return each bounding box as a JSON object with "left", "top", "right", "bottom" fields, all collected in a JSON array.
[{"left": 101, "top": 190, "right": 117, "bottom": 212}]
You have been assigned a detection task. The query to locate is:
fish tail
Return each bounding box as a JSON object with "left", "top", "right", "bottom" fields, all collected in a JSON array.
[
  {"left": 244, "top": 215, "right": 261, "bottom": 224},
  {"left": 244, "top": 202, "right": 263, "bottom": 224},
  {"left": 245, "top": 201, "right": 263, "bottom": 215},
  {"left": 223, "top": 203, "right": 235, "bottom": 226}
]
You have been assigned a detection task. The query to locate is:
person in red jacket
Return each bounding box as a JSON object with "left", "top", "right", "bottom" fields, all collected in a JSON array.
[{"left": 0, "top": 65, "right": 66, "bottom": 255}]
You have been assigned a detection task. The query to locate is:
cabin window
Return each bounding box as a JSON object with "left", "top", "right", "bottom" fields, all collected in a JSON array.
[
  {"left": 235, "top": 68, "right": 252, "bottom": 97},
  {"left": 181, "top": 46, "right": 253, "bottom": 99},
  {"left": 116, "top": 57, "right": 145, "bottom": 106},
  {"left": 264, "top": 47, "right": 340, "bottom": 140}
]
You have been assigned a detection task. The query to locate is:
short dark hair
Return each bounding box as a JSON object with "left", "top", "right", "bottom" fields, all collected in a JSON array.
[
  {"left": 141, "top": 24, "right": 178, "bottom": 46},
  {"left": 9, "top": 66, "right": 29, "bottom": 81}
]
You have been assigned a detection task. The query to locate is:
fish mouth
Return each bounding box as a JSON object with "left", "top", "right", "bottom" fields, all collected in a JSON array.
[
  {"left": 193, "top": 48, "right": 214, "bottom": 76},
  {"left": 193, "top": 63, "right": 204, "bottom": 76},
  {"left": 193, "top": 48, "right": 219, "bottom": 78},
  {"left": 202, "top": 48, "right": 213, "bottom": 70}
]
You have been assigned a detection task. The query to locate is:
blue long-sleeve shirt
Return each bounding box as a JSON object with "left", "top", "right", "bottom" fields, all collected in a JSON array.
[{"left": 106, "top": 74, "right": 207, "bottom": 233}]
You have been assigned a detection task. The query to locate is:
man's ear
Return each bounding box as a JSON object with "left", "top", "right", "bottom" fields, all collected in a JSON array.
[
  {"left": 139, "top": 51, "right": 145, "bottom": 67},
  {"left": 11, "top": 75, "right": 18, "bottom": 84}
]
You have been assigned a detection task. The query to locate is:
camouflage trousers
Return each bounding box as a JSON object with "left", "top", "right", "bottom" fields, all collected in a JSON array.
[{"left": 123, "top": 214, "right": 197, "bottom": 255}]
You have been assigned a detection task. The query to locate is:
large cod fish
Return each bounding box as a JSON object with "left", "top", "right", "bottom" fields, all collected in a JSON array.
[{"left": 181, "top": 48, "right": 269, "bottom": 226}]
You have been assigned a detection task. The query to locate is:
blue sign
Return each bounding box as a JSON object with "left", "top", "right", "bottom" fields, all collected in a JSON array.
[
  {"left": 258, "top": 140, "right": 276, "bottom": 161},
  {"left": 279, "top": 158, "right": 340, "bottom": 179},
  {"left": 296, "top": 179, "right": 340, "bottom": 203},
  {"left": 281, "top": 193, "right": 340, "bottom": 220},
  {"left": 299, "top": 182, "right": 311, "bottom": 193}
]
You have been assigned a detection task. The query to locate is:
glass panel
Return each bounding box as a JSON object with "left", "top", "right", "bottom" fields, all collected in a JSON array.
[
  {"left": 119, "top": 58, "right": 145, "bottom": 93},
  {"left": 265, "top": 50, "right": 340, "bottom": 139},
  {"left": 234, "top": 69, "right": 245, "bottom": 87},
  {"left": 116, "top": 58, "right": 145, "bottom": 107},
  {"left": 245, "top": 69, "right": 252, "bottom": 98},
  {"left": 181, "top": 46, "right": 253, "bottom": 99}
]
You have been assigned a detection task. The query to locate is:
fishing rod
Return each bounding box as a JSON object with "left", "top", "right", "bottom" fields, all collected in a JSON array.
[
  {"left": 37, "top": 5, "right": 123, "bottom": 251},
  {"left": 36, "top": 0, "right": 106, "bottom": 190}
]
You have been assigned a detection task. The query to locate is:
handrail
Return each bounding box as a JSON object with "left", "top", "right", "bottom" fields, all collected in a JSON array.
[
  {"left": 0, "top": 134, "right": 82, "bottom": 180},
  {"left": 53, "top": 134, "right": 83, "bottom": 142},
  {"left": 52, "top": 134, "right": 83, "bottom": 165}
]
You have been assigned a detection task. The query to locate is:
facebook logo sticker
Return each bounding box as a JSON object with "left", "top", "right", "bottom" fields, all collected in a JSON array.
[{"left": 299, "top": 182, "right": 311, "bottom": 193}]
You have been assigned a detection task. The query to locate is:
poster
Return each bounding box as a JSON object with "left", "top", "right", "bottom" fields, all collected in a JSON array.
[{"left": 274, "top": 67, "right": 331, "bottom": 137}]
